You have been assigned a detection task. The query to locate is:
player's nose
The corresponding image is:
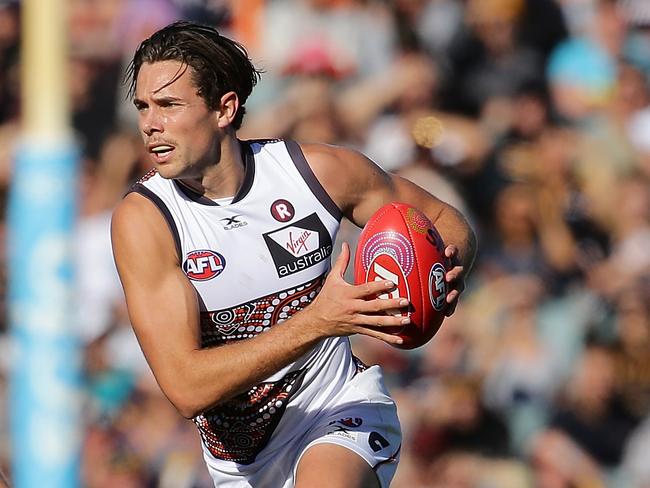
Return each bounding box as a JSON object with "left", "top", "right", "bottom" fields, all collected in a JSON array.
[{"left": 142, "top": 109, "right": 163, "bottom": 136}]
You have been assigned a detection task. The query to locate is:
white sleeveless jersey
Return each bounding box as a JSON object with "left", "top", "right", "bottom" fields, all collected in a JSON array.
[{"left": 131, "top": 139, "right": 365, "bottom": 470}]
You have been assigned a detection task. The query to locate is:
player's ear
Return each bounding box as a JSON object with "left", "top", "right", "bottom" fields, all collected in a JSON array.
[{"left": 216, "top": 91, "right": 239, "bottom": 128}]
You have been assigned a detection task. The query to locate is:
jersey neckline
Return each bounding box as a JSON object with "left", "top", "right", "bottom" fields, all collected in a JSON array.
[{"left": 173, "top": 139, "right": 256, "bottom": 206}]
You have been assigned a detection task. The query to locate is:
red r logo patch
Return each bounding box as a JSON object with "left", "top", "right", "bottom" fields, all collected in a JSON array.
[{"left": 271, "top": 199, "right": 295, "bottom": 222}]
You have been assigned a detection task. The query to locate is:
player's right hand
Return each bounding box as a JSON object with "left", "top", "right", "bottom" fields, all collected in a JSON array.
[{"left": 304, "top": 242, "right": 409, "bottom": 346}]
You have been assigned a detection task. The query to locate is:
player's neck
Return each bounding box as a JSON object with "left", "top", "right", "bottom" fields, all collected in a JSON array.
[{"left": 178, "top": 136, "right": 245, "bottom": 200}]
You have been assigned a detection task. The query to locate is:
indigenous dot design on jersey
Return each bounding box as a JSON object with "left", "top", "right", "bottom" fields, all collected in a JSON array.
[
  {"left": 136, "top": 168, "right": 158, "bottom": 184},
  {"left": 361, "top": 232, "right": 415, "bottom": 277},
  {"left": 200, "top": 275, "right": 325, "bottom": 347},
  {"left": 192, "top": 275, "right": 325, "bottom": 464},
  {"left": 352, "top": 355, "right": 368, "bottom": 374},
  {"left": 194, "top": 369, "right": 306, "bottom": 465}
]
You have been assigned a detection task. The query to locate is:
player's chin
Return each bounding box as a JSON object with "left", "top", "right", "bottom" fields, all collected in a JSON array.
[{"left": 155, "top": 163, "right": 182, "bottom": 180}]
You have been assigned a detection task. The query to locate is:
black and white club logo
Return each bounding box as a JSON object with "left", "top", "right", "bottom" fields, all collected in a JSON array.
[
  {"left": 263, "top": 213, "right": 333, "bottom": 277},
  {"left": 220, "top": 214, "right": 248, "bottom": 230}
]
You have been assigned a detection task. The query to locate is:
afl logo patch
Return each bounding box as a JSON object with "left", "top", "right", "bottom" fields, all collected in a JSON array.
[{"left": 183, "top": 250, "right": 226, "bottom": 281}]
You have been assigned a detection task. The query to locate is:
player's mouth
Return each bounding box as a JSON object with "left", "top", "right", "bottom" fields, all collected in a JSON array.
[{"left": 148, "top": 143, "right": 176, "bottom": 163}]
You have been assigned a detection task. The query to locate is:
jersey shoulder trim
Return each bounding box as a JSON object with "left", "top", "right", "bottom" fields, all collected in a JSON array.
[
  {"left": 284, "top": 140, "right": 343, "bottom": 222},
  {"left": 128, "top": 183, "right": 182, "bottom": 260},
  {"left": 136, "top": 168, "right": 158, "bottom": 184},
  {"left": 242, "top": 137, "right": 282, "bottom": 146},
  {"left": 232, "top": 141, "right": 256, "bottom": 204},
  {"left": 169, "top": 141, "right": 256, "bottom": 206}
]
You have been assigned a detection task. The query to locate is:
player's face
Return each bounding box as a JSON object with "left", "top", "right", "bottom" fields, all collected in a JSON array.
[{"left": 134, "top": 60, "right": 221, "bottom": 179}]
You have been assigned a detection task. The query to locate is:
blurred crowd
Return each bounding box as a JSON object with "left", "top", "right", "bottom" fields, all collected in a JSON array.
[{"left": 1, "top": 0, "right": 650, "bottom": 487}]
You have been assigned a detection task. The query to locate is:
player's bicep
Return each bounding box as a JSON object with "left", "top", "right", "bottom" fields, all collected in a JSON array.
[
  {"left": 111, "top": 194, "right": 200, "bottom": 388},
  {"left": 388, "top": 174, "right": 450, "bottom": 222},
  {"left": 334, "top": 154, "right": 447, "bottom": 227},
  {"left": 302, "top": 143, "right": 451, "bottom": 227},
  {"left": 302, "top": 144, "right": 393, "bottom": 222}
]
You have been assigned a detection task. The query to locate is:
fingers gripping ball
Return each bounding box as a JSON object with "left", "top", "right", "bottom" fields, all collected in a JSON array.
[{"left": 354, "top": 202, "right": 449, "bottom": 349}]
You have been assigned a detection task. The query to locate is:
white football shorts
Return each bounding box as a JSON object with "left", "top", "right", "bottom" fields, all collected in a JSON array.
[{"left": 203, "top": 365, "right": 402, "bottom": 488}]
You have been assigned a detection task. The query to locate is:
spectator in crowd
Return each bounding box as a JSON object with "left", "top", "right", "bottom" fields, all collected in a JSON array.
[{"left": 547, "top": 0, "right": 627, "bottom": 122}]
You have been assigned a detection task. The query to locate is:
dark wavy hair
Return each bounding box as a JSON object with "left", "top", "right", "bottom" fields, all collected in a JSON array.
[{"left": 126, "top": 21, "right": 262, "bottom": 130}]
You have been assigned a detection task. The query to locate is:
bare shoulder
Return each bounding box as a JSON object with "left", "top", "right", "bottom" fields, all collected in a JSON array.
[
  {"left": 111, "top": 192, "right": 178, "bottom": 267},
  {"left": 300, "top": 142, "right": 376, "bottom": 178},
  {"left": 111, "top": 191, "right": 150, "bottom": 226},
  {"left": 298, "top": 142, "right": 393, "bottom": 219},
  {"left": 112, "top": 192, "right": 161, "bottom": 244}
]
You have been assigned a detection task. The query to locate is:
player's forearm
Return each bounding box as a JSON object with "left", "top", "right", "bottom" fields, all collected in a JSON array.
[
  {"left": 390, "top": 175, "right": 477, "bottom": 274},
  {"left": 432, "top": 204, "right": 477, "bottom": 273},
  {"left": 160, "top": 310, "right": 324, "bottom": 418}
]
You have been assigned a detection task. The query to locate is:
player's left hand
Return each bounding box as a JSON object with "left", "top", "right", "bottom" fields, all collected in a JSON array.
[{"left": 443, "top": 244, "right": 466, "bottom": 316}]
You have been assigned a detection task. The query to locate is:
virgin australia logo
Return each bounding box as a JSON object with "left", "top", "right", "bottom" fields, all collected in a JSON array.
[
  {"left": 263, "top": 213, "right": 332, "bottom": 277},
  {"left": 280, "top": 228, "right": 317, "bottom": 257}
]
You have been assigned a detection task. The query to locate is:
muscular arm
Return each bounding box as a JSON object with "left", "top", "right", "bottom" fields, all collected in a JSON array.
[
  {"left": 303, "top": 143, "right": 477, "bottom": 283},
  {"left": 112, "top": 192, "right": 408, "bottom": 418}
]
